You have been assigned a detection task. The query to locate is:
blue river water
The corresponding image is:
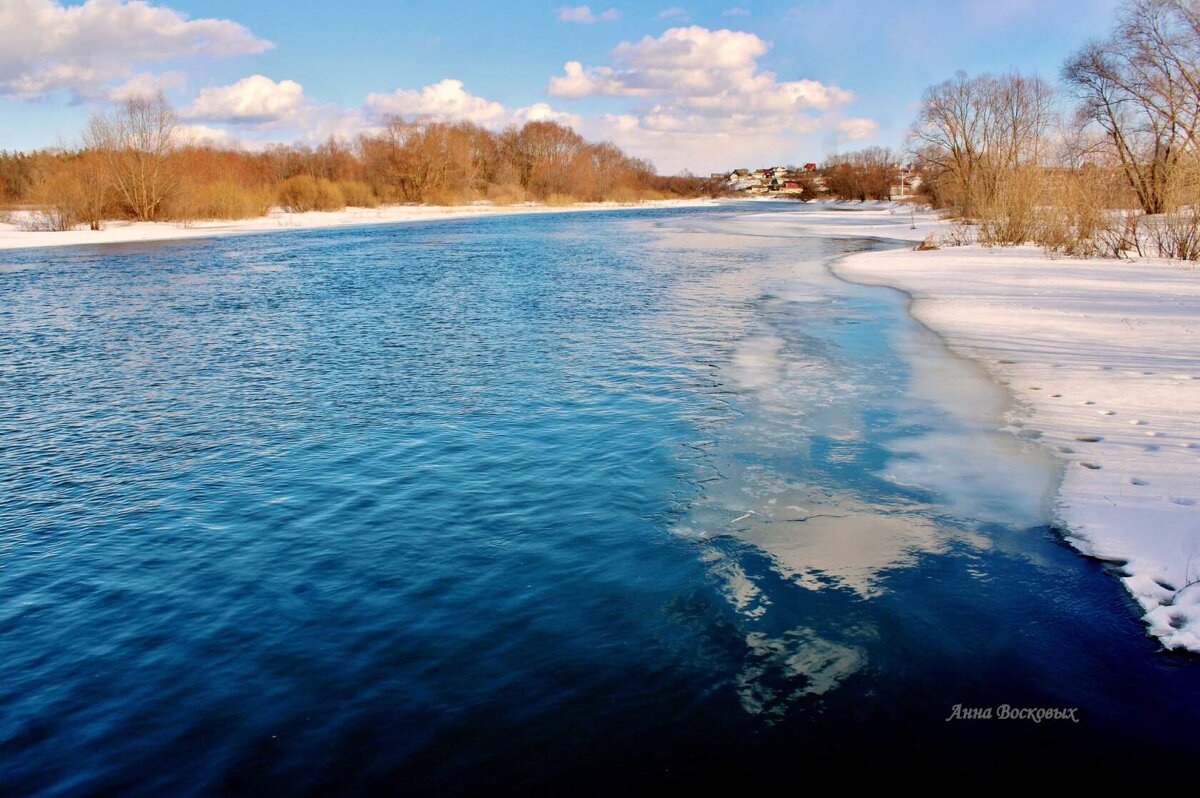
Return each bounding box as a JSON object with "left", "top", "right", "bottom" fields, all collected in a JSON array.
[{"left": 1, "top": 203, "right": 1198, "bottom": 793}]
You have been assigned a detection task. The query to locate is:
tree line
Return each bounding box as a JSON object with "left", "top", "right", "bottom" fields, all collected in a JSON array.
[
  {"left": 908, "top": 0, "right": 1200, "bottom": 259},
  {"left": 0, "top": 95, "right": 715, "bottom": 232}
]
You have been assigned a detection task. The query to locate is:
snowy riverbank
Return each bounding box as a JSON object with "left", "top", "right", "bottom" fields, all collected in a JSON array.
[
  {"left": 0, "top": 198, "right": 718, "bottom": 251},
  {"left": 776, "top": 202, "right": 1200, "bottom": 652}
]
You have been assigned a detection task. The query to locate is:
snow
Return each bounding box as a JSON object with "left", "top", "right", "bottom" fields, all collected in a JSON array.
[
  {"left": 789, "top": 203, "right": 1200, "bottom": 652},
  {"left": 0, "top": 198, "right": 717, "bottom": 251}
]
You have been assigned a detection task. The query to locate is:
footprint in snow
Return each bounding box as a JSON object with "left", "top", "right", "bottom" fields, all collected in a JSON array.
[
  {"left": 1099, "top": 410, "right": 1116, "bottom": 416},
  {"left": 1129, "top": 477, "right": 1149, "bottom": 486},
  {"left": 1080, "top": 462, "right": 1102, "bottom": 470},
  {"left": 1130, "top": 419, "right": 1147, "bottom": 426},
  {"left": 1075, "top": 435, "right": 1103, "bottom": 443}
]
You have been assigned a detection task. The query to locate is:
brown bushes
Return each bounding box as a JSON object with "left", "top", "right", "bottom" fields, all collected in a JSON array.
[
  {"left": 823, "top": 147, "right": 897, "bottom": 201},
  {"left": 166, "top": 180, "right": 273, "bottom": 221},
  {"left": 276, "top": 175, "right": 345, "bottom": 213},
  {"left": 6, "top": 96, "right": 707, "bottom": 231},
  {"left": 486, "top": 182, "right": 528, "bottom": 205},
  {"left": 25, "top": 154, "right": 111, "bottom": 231},
  {"left": 337, "top": 180, "right": 377, "bottom": 208},
  {"left": 909, "top": 3, "right": 1200, "bottom": 261}
]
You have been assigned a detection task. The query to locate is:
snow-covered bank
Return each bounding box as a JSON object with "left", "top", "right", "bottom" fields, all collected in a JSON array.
[
  {"left": 792, "top": 204, "right": 1200, "bottom": 651},
  {"left": 0, "top": 198, "right": 717, "bottom": 251}
]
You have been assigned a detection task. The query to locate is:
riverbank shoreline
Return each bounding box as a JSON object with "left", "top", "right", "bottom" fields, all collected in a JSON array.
[
  {"left": 791, "top": 204, "right": 1200, "bottom": 652},
  {"left": 0, "top": 197, "right": 720, "bottom": 251}
]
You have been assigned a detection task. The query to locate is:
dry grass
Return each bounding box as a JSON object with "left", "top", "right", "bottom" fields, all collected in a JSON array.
[
  {"left": 167, "top": 180, "right": 272, "bottom": 221},
  {"left": 603, "top": 185, "right": 641, "bottom": 204},
  {"left": 337, "top": 180, "right": 377, "bottom": 208},
  {"left": 486, "top": 183, "right": 527, "bottom": 205},
  {"left": 277, "top": 175, "right": 345, "bottom": 213}
]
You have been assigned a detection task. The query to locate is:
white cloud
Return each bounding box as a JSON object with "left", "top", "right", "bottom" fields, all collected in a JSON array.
[
  {"left": 0, "top": 0, "right": 271, "bottom": 101},
  {"left": 108, "top": 70, "right": 187, "bottom": 102},
  {"left": 556, "top": 5, "right": 621, "bottom": 24},
  {"left": 837, "top": 117, "right": 878, "bottom": 141},
  {"left": 173, "top": 123, "right": 241, "bottom": 148},
  {"left": 511, "top": 102, "right": 583, "bottom": 128},
  {"left": 366, "top": 79, "right": 583, "bottom": 132},
  {"left": 548, "top": 26, "right": 852, "bottom": 114},
  {"left": 366, "top": 78, "right": 508, "bottom": 125},
  {"left": 547, "top": 62, "right": 630, "bottom": 99},
  {"left": 548, "top": 26, "right": 871, "bottom": 173},
  {"left": 185, "top": 75, "right": 308, "bottom": 125},
  {"left": 658, "top": 7, "right": 688, "bottom": 19},
  {"left": 722, "top": 6, "right": 751, "bottom": 16},
  {"left": 174, "top": 76, "right": 584, "bottom": 152}
]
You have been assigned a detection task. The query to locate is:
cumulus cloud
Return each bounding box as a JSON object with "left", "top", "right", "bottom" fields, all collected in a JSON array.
[
  {"left": 556, "top": 5, "right": 620, "bottom": 23},
  {"left": 837, "top": 117, "right": 878, "bottom": 141},
  {"left": 173, "top": 123, "right": 241, "bottom": 148},
  {"left": 366, "top": 78, "right": 508, "bottom": 125},
  {"left": 548, "top": 26, "right": 853, "bottom": 114},
  {"left": 548, "top": 26, "right": 872, "bottom": 173},
  {"left": 185, "top": 75, "right": 308, "bottom": 125},
  {"left": 108, "top": 70, "right": 187, "bottom": 102},
  {"left": 175, "top": 75, "right": 583, "bottom": 151},
  {"left": 367, "top": 79, "right": 582, "bottom": 131},
  {"left": 510, "top": 102, "right": 583, "bottom": 128},
  {"left": 0, "top": 0, "right": 271, "bottom": 101}
]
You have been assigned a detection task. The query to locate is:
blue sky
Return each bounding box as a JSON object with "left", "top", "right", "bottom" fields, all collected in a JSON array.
[{"left": 0, "top": 0, "right": 1121, "bottom": 173}]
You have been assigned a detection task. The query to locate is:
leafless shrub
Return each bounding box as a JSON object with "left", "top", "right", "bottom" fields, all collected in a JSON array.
[
  {"left": 909, "top": 71, "right": 1054, "bottom": 219},
  {"left": 484, "top": 182, "right": 527, "bottom": 205},
  {"left": 914, "top": 234, "right": 940, "bottom": 251},
  {"left": 84, "top": 93, "right": 178, "bottom": 222},
  {"left": 313, "top": 178, "right": 345, "bottom": 211},
  {"left": 822, "top": 147, "right": 897, "bottom": 201},
  {"left": 337, "top": 180, "right": 377, "bottom": 208},
  {"left": 1064, "top": 0, "right": 1200, "bottom": 216},
  {"left": 938, "top": 221, "right": 977, "bottom": 247},
  {"left": 166, "top": 180, "right": 273, "bottom": 221},
  {"left": 1148, "top": 209, "right": 1200, "bottom": 259},
  {"left": 24, "top": 153, "right": 112, "bottom": 231},
  {"left": 603, "top": 185, "right": 641, "bottom": 204}
]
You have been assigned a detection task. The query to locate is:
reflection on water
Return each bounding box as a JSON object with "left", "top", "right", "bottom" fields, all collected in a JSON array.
[
  {"left": 637, "top": 213, "right": 1070, "bottom": 725},
  {"left": 655, "top": 214, "right": 1056, "bottom": 620},
  {"left": 738, "top": 627, "right": 867, "bottom": 718}
]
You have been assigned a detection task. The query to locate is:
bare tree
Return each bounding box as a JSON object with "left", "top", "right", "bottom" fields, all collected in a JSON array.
[
  {"left": 1064, "top": 0, "right": 1200, "bottom": 214},
  {"left": 823, "top": 147, "right": 897, "bottom": 201},
  {"left": 908, "top": 71, "right": 1054, "bottom": 217},
  {"left": 84, "top": 93, "right": 178, "bottom": 221}
]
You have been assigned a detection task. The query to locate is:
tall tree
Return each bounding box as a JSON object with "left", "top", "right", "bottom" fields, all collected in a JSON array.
[
  {"left": 1064, "top": 0, "right": 1200, "bottom": 214},
  {"left": 84, "top": 93, "right": 178, "bottom": 222}
]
